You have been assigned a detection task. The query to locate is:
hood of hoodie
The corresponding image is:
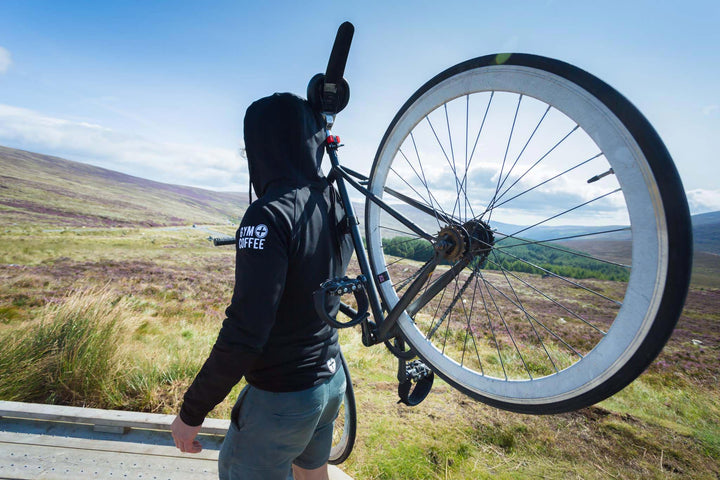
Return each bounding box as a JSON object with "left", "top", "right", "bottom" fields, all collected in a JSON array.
[{"left": 244, "top": 92, "right": 327, "bottom": 198}]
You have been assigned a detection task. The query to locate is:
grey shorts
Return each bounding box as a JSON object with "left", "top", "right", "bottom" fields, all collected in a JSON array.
[{"left": 218, "top": 366, "right": 346, "bottom": 480}]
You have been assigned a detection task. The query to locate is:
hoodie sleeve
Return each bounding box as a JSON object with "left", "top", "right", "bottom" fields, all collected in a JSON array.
[{"left": 179, "top": 204, "right": 290, "bottom": 426}]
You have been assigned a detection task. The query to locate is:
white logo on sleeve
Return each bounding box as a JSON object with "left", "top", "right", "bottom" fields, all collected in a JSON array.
[
  {"left": 327, "top": 358, "right": 337, "bottom": 374},
  {"left": 238, "top": 224, "right": 267, "bottom": 250},
  {"left": 255, "top": 224, "right": 268, "bottom": 238}
]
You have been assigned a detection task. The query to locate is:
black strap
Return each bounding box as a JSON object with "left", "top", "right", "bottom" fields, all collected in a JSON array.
[{"left": 397, "top": 371, "right": 434, "bottom": 406}]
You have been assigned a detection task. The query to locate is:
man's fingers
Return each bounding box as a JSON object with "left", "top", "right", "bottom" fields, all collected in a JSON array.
[
  {"left": 170, "top": 415, "right": 203, "bottom": 453},
  {"left": 174, "top": 438, "right": 203, "bottom": 454}
]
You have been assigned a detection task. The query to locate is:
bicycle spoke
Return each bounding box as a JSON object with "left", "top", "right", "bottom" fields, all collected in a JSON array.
[
  {"left": 491, "top": 245, "right": 622, "bottom": 305},
  {"left": 475, "top": 272, "right": 507, "bottom": 380},
  {"left": 420, "top": 272, "right": 450, "bottom": 327},
  {"left": 388, "top": 251, "right": 435, "bottom": 291},
  {"left": 478, "top": 270, "right": 533, "bottom": 379},
  {"left": 397, "top": 147, "right": 447, "bottom": 228},
  {"left": 487, "top": 95, "right": 523, "bottom": 224},
  {"left": 458, "top": 264, "right": 485, "bottom": 374},
  {"left": 425, "top": 267, "right": 478, "bottom": 340},
  {"left": 481, "top": 267, "right": 586, "bottom": 360},
  {"left": 509, "top": 188, "right": 622, "bottom": 239},
  {"left": 444, "top": 104, "right": 459, "bottom": 203},
  {"left": 385, "top": 256, "right": 410, "bottom": 270},
  {"left": 492, "top": 153, "right": 603, "bottom": 210},
  {"left": 480, "top": 124, "right": 580, "bottom": 219},
  {"left": 425, "top": 115, "right": 475, "bottom": 223},
  {"left": 494, "top": 104, "right": 552, "bottom": 200},
  {"left": 440, "top": 276, "right": 461, "bottom": 355},
  {"left": 443, "top": 102, "right": 469, "bottom": 223},
  {"left": 493, "top": 226, "right": 629, "bottom": 247},
  {"left": 409, "top": 132, "right": 456, "bottom": 226},
  {"left": 390, "top": 163, "right": 432, "bottom": 208},
  {"left": 492, "top": 250, "right": 559, "bottom": 373},
  {"left": 493, "top": 229, "right": 632, "bottom": 269},
  {"left": 378, "top": 224, "right": 422, "bottom": 238},
  {"left": 458, "top": 92, "right": 494, "bottom": 222},
  {"left": 382, "top": 237, "right": 433, "bottom": 277},
  {"left": 381, "top": 254, "right": 442, "bottom": 340},
  {"left": 455, "top": 95, "right": 480, "bottom": 222},
  {"left": 483, "top": 256, "right": 607, "bottom": 335},
  {"left": 464, "top": 95, "right": 470, "bottom": 221},
  {"left": 387, "top": 166, "right": 459, "bottom": 226},
  {"left": 468, "top": 92, "right": 494, "bottom": 167}
]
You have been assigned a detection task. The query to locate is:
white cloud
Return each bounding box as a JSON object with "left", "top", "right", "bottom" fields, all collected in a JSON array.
[
  {"left": 687, "top": 189, "right": 720, "bottom": 214},
  {"left": 0, "top": 47, "right": 11, "bottom": 74},
  {"left": 0, "top": 104, "right": 247, "bottom": 191}
]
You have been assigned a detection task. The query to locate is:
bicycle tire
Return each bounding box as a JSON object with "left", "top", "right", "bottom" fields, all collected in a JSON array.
[
  {"left": 328, "top": 351, "right": 357, "bottom": 464},
  {"left": 365, "top": 53, "right": 692, "bottom": 414}
]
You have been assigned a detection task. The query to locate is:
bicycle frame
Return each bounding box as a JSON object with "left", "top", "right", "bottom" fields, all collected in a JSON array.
[{"left": 323, "top": 119, "right": 448, "bottom": 349}]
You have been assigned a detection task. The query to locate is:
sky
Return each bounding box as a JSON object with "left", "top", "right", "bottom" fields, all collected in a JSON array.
[{"left": 0, "top": 0, "right": 718, "bottom": 214}]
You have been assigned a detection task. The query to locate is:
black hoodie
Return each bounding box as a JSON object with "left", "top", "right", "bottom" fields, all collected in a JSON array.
[{"left": 179, "top": 93, "right": 352, "bottom": 427}]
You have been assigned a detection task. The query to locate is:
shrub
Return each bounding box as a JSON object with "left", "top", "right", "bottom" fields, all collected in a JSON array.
[{"left": 0, "top": 288, "right": 127, "bottom": 406}]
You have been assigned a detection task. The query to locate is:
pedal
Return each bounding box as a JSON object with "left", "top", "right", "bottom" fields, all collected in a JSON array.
[
  {"left": 320, "top": 275, "right": 367, "bottom": 296},
  {"left": 397, "top": 359, "right": 434, "bottom": 407},
  {"left": 405, "top": 360, "right": 432, "bottom": 381},
  {"left": 313, "top": 275, "right": 369, "bottom": 329}
]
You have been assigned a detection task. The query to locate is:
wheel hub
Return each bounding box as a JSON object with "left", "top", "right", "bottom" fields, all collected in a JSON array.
[
  {"left": 435, "top": 225, "right": 469, "bottom": 262},
  {"left": 435, "top": 220, "right": 494, "bottom": 264}
]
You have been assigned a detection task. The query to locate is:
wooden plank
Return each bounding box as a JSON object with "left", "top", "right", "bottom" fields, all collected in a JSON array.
[
  {"left": 0, "top": 437, "right": 219, "bottom": 480},
  {"left": 0, "top": 401, "right": 229, "bottom": 436},
  {"left": 0, "top": 437, "right": 351, "bottom": 480},
  {"left": 0, "top": 429, "right": 220, "bottom": 460},
  {"left": 0, "top": 402, "right": 354, "bottom": 479}
]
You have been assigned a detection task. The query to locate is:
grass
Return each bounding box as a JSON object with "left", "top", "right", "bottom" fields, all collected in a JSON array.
[
  {"left": 0, "top": 287, "right": 125, "bottom": 406},
  {"left": 0, "top": 225, "right": 718, "bottom": 479}
]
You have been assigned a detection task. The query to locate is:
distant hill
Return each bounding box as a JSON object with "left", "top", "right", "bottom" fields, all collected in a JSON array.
[
  {"left": 0, "top": 146, "right": 247, "bottom": 227},
  {"left": 692, "top": 211, "right": 720, "bottom": 255},
  {"left": 358, "top": 197, "right": 719, "bottom": 257}
]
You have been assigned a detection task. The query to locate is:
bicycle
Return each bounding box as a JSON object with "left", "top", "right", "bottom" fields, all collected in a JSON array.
[{"left": 214, "top": 21, "right": 692, "bottom": 464}]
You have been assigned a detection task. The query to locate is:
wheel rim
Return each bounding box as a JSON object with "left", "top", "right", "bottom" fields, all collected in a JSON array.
[
  {"left": 330, "top": 397, "right": 349, "bottom": 456},
  {"left": 366, "top": 63, "right": 668, "bottom": 406}
]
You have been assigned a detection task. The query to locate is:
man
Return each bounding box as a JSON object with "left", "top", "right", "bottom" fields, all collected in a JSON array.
[{"left": 171, "top": 92, "right": 353, "bottom": 480}]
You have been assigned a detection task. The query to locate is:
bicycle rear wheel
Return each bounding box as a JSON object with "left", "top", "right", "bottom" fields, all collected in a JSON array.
[
  {"left": 365, "top": 54, "right": 692, "bottom": 414},
  {"left": 328, "top": 351, "right": 356, "bottom": 464}
]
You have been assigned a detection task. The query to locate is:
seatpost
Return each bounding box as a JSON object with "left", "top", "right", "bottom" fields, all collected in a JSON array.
[{"left": 324, "top": 114, "right": 335, "bottom": 131}]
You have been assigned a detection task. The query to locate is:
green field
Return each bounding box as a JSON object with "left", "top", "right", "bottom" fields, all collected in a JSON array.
[{"left": 1, "top": 226, "right": 718, "bottom": 479}]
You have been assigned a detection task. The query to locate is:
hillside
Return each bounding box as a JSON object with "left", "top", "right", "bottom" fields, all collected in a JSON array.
[
  {"left": 692, "top": 211, "right": 720, "bottom": 255},
  {"left": 0, "top": 145, "right": 247, "bottom": 227}
]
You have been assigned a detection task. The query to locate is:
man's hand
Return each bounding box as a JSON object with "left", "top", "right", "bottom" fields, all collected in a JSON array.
[{"left": 171, "top": 415, "right": 203, "bottom": 453}]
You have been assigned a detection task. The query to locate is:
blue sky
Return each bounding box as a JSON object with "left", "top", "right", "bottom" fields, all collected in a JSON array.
[{"left": 0, "top": 1, "right": 718, "bottom": 213}]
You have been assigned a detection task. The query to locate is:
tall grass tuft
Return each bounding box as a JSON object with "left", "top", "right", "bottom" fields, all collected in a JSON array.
[{"left": 0, "top": 288, "right": 127, "bottom": 407}]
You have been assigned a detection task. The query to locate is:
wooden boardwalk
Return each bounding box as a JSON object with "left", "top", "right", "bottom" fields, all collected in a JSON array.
[{"left": 0, "top": 401, "right": 352, "bottom": 480}]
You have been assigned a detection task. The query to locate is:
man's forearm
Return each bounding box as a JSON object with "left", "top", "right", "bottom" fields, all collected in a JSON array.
[{"left": 179, "top": 344, "right": 258, "bottom": 426}]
